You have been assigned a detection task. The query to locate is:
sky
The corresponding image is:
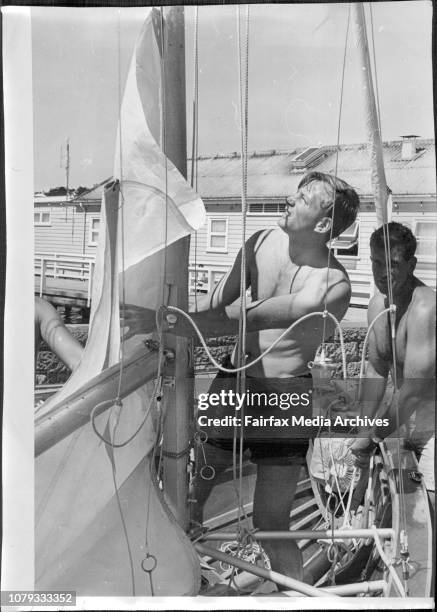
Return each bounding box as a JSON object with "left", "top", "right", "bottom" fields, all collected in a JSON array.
[{"left": 31, "top": 2, "right": 434, "bottom": 191}]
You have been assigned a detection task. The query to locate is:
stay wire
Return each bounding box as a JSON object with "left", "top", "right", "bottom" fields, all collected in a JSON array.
[
  {"left": 116, "top": 8, "right": 127, "bottom": 402},
  {"left": 368, "top": 4, "right": 407, "bottom": 541},
  {"left": 109, "top": 414, "right": 137, "bottom": 596},
  {"left": 191, "top": 6, "right": 200, "bottom": 312},
  {"left": 100, "top": 11, "right": 135, "bottom": 597},
  {"left": 321, "top": 4, "right": 351, "bottom": 346},
  {"left": 230, "top": 6, "right": 251, "bottom": 559},
  {"left": 318, "top": 7, "right": 350, "bottom": 528}
]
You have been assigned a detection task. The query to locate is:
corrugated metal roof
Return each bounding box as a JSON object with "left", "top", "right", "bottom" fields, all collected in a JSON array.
[
  {"left": 34, "top": 178, "right": 111, "bottom": 205},
  {"left": 195, "top": 139, "right": 436, "bottom": 199},
  {"left": 34, "top": 195, "right": 68, "bottom": 205},
  {"left": 34, "top": 140, "right": 436, "bottom": 204},
  {"left": 73, "top": 177, "right": 112, "bottom": 202}
]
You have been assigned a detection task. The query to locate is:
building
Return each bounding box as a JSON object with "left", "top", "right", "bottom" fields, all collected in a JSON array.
[
  {"left": 188, "top": 137, "right": 436, "bottom": 303},
  {"left": 34, "top": 137, "right": 436, "bottom": 306}
]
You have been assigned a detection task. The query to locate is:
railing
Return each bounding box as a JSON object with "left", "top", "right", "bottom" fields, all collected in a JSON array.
[
  {"left": 188, "top": 264, "right": 228, "bottom": 294},
  {"left": 348, "top": 270, "right": 373, "bottom": 306},
  {"left": 34, "top": 252, "right": 96, "bottom": 306},
  {"left": 190, "top": 264, "right": 376, "bottom": 306},
  {"left": 36, "top": 256, "right": 435, "bottom": 311}
]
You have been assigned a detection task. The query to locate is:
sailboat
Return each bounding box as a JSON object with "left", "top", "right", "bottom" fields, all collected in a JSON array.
[{"left": 34, "top": 4, "right": 433, "bottom": 600}]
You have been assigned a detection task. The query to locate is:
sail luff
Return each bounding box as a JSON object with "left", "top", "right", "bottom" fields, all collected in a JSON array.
[
  {"left": 35, "top": 8, "right": 204, "bottom": 594},
  {"left": 352, "top": 3, "right": 388, "bottom": 227}
]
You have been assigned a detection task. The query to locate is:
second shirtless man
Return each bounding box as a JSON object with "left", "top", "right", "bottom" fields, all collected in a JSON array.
[{"left": 351, "top": 222, "right": 435, "bottom": 504}]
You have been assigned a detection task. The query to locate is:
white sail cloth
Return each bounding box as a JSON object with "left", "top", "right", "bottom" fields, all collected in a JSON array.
[
  {"left": 35, "top": 8, "right": 204, "bottom": 595},
  {"left": 39, "top": 8, "right": 205, "bottom": 410}
]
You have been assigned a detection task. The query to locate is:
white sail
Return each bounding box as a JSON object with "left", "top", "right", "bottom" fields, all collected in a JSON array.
[{"left": 35, "top": 8, "right": 204, "bottom": 595}]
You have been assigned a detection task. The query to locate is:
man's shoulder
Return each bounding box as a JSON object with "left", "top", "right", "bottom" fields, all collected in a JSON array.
[
  {"left": 368, "top": 292, "right": 386, "bottom": 321},
  {"left": 251, "top": 227, "right": 286, "bottom": 253},
  {"left": 324, "top": 261, "right": 351, "bottom": 292},
  {"left": 411, "top": 283, "right": 436, "bottom": 318}
]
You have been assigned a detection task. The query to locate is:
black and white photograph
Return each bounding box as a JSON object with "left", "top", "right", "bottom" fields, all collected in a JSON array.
[{"left": 2, "top": 2, "right": 436, "bottom": 609}]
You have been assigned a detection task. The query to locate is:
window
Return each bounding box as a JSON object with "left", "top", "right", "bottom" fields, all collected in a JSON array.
[
  {"left": 207, "top": 217, "right": 228, "bottom": 252},
  {"left": 189, "top": 268, "right": 227, "bottom": 294},
  {"left": 328, "top": 221, "right": 359, "bottom": 258},
  {"left": 211, "top": 270, "right": 225, "bottom": 287},
  {"left": 189, "top": 269, "right": 209, "bottom": 293},
  {"left": 289, "top": 146, "right": 326, "bottom": 169},
  {"left": 414, "top": 220, "right": 436, "bottom": 262},
  {"left": 89, "top": 217, "right": 100, "bottom": 246},
  {"left": 34, "top": 208, "right": 51, "bottom": 225},
  {"left": 248, "top": 202, "right": 286, "bottom": 215}
]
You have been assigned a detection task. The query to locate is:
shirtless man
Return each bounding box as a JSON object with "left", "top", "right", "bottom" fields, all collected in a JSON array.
[
  {"left": 35, "top": 297, "right": 83, "bottom": 372},
  {"left": 123, "top": 171, "right": 360, "bottom": 582},
  {"left": 351, "top": 223, "right": 435, "bottom": 501}
]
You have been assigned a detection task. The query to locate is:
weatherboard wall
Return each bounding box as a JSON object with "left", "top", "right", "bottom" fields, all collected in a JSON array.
[{"left": 34, "top": 204, "right": 100, "bottom": 257}]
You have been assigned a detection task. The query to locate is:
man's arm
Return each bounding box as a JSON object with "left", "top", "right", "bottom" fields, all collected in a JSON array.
[
  {"left": 121, "top": 230, "right": 259, "bottom": 338},
  {"left": 361, "top": 296, "right": 390, "bottom": 412},
  {"left": 350, "top": 297, "right": 389, "bottom": 455},
  {"left": 375, "top": 297, "right": 435, "bottom": 438},
  {"left": 35, "top": 298, "right": 84, "bottom": 371},
  {"left": 170, "top": 271, "right": 351, "bottom": 337},
  {"left": 194, "top": 230, "right": 264, "bottom": 312}
]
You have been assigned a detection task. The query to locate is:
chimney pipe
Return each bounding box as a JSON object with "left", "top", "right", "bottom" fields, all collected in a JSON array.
[{"left": 401, "top": 135, "right": 419, "bottom": 160}]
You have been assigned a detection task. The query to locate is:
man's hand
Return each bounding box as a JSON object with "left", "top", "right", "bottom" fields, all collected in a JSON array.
[
  {"left": 120, "top": 304, "right": 157, "bottom": 339},
  {"left": 349, "top": 435, "right": 378, "bottom": 469}
]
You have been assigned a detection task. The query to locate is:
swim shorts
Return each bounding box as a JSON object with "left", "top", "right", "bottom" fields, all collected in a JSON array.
[{"left": 199, "top": 356, "right": 312, "bottom": 466}]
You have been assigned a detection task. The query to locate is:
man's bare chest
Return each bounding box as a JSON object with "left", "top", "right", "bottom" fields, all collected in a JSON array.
[
  {"left": 252, "top": 256, "right": 311, "bottom": 300},
  {"left": 375, "top": 310, "right": 408, "bottom": 365}
]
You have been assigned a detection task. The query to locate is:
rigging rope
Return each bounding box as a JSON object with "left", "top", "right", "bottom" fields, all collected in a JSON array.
[
  {"left": 366, "top": 2, "right": 408, "bottom": 550},
  {"left": 234, "top": 2, "right": 251, "bottom": 544},
  {"left": 164, "top": 305, "right": 347, "bottom": 378},
  {"left": 321, "top": 4, "right": 351, "bottom": 347},
  {"left": 191, "top": 6, "right": 200, "bottom": 313},
  {"left": 302, "top": 6, "right": 353, "bottom": 532},
  {"left": 96, "top": 9, "right": 136, "bottom": 596}
]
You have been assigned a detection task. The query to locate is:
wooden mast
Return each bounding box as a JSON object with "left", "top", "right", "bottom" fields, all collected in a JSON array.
[
  {"left": 161, "top": 6, "right": 192, "bottom": 531},
  {"left": 351, "top": 3, "right": 388, "bottom": 227}
]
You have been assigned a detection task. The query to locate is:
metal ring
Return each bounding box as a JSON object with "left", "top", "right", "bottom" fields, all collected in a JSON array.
[
  {"left": 200, "top": 465, "right": 216, "bottom": 480},
  {"left": 194, "top": 430, "right": 208, "bottom": 444},
  {"left": 141, "top": 553, "right": 157, "bottom": 573}
]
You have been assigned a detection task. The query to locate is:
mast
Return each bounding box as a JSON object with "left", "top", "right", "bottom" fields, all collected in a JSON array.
[
  {"left": 352, "top": 3, "right": 388, "bottom": 227},
  {"left": 161, "top": 6, "right": 192, "bottom": 531}
]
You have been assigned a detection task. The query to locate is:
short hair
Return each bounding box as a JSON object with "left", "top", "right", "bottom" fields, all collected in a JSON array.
[
  {"left": 298, "top": 171, "right": 360, "bottom": 238},
  {"left": 370, "top": 222, "right": 417, "bottom": 261}
]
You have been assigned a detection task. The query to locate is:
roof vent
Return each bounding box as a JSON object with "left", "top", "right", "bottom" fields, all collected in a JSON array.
[
  {"left": 289, "top": 146, "right": 325, "bottom": 169},
  {"left": 400, "top": 135, "right": 420, "bottom": 160}
]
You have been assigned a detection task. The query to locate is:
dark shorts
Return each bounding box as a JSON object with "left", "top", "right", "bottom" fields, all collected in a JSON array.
[{"left": 200, "top": 356, "right": 312, "bottom": 466}]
